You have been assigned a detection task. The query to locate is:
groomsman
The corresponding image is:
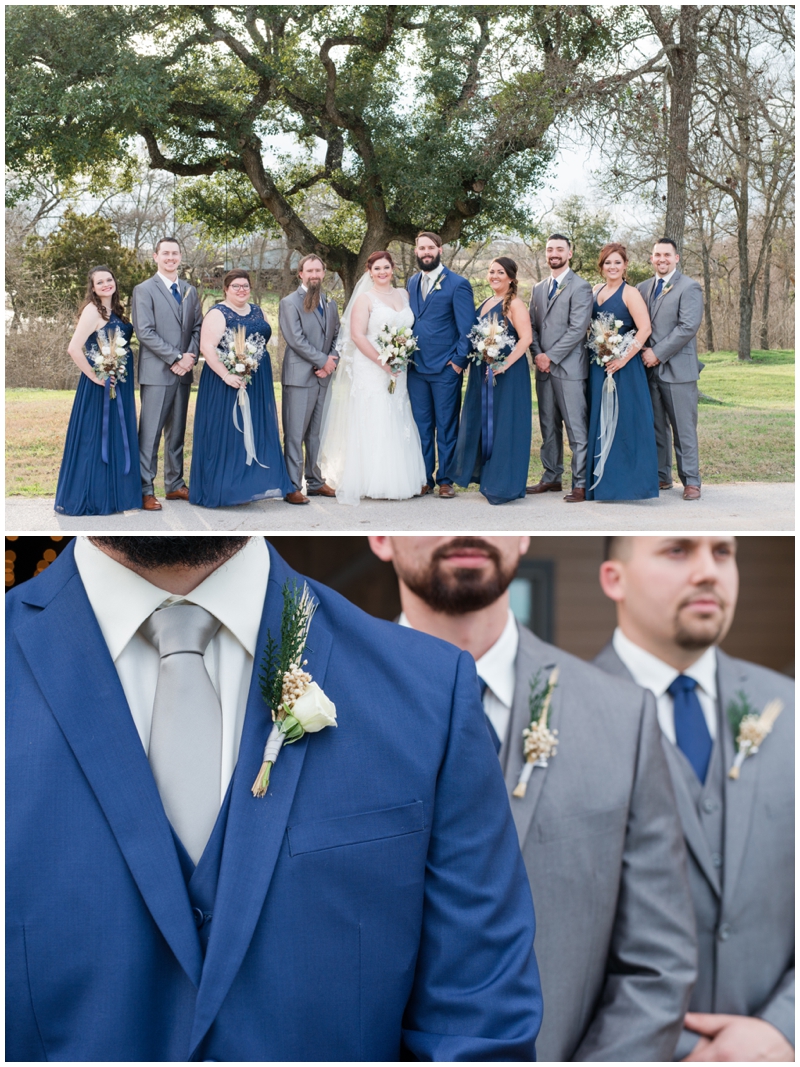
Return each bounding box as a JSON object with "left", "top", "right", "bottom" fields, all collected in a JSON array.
[
  {"left": 596, "top": 537, "right": 794, "bottom": 1061},
  {"left": 528, "top": 234, "right": 593, "bottom": 502},
  {"left": 279, "top": 255, "right": 340, "bottom": 505},
  {"left": 370, "top": 535, "right": 697, "bottom": 1062},
  {"left": 406, "top": 232, "right": 476, "bottom": 497},
  {"left": 638, "top": 239, "right": 704, "bottom": 500},
  {"left": 131, "top": 237, "right": 202, "bottom": 510}
]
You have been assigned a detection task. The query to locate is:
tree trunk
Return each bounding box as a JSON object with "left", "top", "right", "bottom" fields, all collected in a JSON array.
[
  {"left": 759, "top": 239, "right": 772, "bottom": 350},
  {"left": 736, "top": 190, "right": 752, "bottom": 361},
  {"left": 700, "top": 239, "right": 715, "bottom": 351}
]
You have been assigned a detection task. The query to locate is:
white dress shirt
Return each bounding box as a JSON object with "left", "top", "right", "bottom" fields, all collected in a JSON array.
[
  {"left": 74, "top": 536, "right": 270, "bottom": 802},
  {"left": 612, "top": 627, "right": 718, "bottom": 745},
  {"left": 549, "top": 267, "right": 570, "bottom": 289},
  {"left": 157, "top": 271, "right": 182, "bottom": 296},
  {"left": 399, "top": 609, "right": 518, "bottom": 745},
  {"left": 420, "top": 262, "right": 445, "bottom": 294},
  {"left": 654, "top": 268, "right": 677, "bottom": 288}
]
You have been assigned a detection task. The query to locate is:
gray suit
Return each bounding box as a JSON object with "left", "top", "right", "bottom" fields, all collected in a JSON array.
[
  {"left": 594, "top": 643, "right": 795, "bottom": 1057},
  {"left": 505, "top": 625, "right": 697, "bottom": 1061},
  {"left": 529, "top": 270, "right": 593, "bottom": 488},
  {"left": 131, "top": 274, "right": 202, "bottom": 496},
  {"left": 637, "top": 273, "right": 704, "bottom": 487},
  {"left": 279, "top": 287, "right": 340, "bottom": 492}
]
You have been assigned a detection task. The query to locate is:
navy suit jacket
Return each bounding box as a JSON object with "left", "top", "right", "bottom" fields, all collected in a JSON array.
[
  {"left": 408, "top": 268, "right": 477, "bottom": 375},
  {"left": 7, "top": 541, "right": 542, "bottom": 1061}
]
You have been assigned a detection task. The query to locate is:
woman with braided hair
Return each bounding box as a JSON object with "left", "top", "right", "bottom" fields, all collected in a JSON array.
[{"left": 448, "top": 257, "right": 533, "bottom": 504}]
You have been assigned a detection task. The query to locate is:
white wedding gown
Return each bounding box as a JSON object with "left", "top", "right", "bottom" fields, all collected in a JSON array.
[{"left": 319, "top": 288, "right": 426, "bottom": 506}]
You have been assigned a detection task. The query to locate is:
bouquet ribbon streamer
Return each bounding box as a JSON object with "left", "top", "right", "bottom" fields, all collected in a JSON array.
[
  {"left": 590, "top": 374, "right": 618, "bottom": 489},
  {"left": 101, "top": 377, "right": 131, "bottom": 474},
  {"left": 233, "top": 388, "right": 269, "bottom": 468},
  {"left": 481, "top": 363, "right": 495, "bottom": 461}
]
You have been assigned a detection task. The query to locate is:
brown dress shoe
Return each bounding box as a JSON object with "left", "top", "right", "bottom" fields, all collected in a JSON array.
[
  {"left": 526, "top": 480, "right": 562, "bottom": 495},
  {"left": 284, "top": 490, "right": 310, "bottom": 505},
  {"left": 307, "top": 484, "right": 336, "bottom": 497},
  {"left": 564, "top": 487, "right": 586, "bottom": 502},
  {"left": 659, "top": 482, "right": 674, "bottom": 491},
  {"left": 683, "top": 485, "right": 701, "bottom": 500},
  {"left": 437, "top": 484, "right": 456, "bottom": 498},
  {"left": 165, "top": 486, "right": 190, "bottom": 501},
  {"left": 416, "top": 484, "right": 433, "bottom": 496},
  {"left": 142, "top": 495, "right": 162, "bottom": 511}
]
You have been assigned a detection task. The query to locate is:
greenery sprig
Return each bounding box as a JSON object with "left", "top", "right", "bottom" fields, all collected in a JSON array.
[{"left": 259, "top": 579, "right": 317, "bottom": 721}]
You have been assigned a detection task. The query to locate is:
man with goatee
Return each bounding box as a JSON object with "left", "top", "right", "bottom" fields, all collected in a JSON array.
[
  {"left": 370, "top": 535, "right": 697, "bottom": 1061},
  {"left": 279, "top": 255, "right": 341, "bottom": 504},
  {"left": 7, "top": 535, "right": 542, "bottom": 1061},
  {"left": 595, "top": 536, "right": 794, "bottom": 1061}
]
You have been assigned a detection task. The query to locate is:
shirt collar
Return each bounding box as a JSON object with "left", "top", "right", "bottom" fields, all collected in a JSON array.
[
  {"left": 422, "top": 263, "right": 445, "bottom": 283},
  {"left": 612, "top": 627, "right": 717, "bottom": 700},
  {"left": 157, "top": 272, "right": 180, "bottom": 291},
  {"left": 475, "top": 610, "right": 519, "bottom": 709},
  {"left": 74, "top": 536, "right": 269, "bottom": 660},
  {"left": 656, "top": 269, "right": 677, "bottom": 286},
  {"left": 551, "top": 267, "right": 570, "bottom": 286}
]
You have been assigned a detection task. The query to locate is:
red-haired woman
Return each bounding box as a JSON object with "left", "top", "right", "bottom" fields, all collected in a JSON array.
[{"left": 54, "top": 265, "right": 141, "bottom": 515}]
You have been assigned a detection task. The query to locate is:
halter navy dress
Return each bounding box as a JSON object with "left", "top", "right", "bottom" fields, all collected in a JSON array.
[
  {"left": 189, "top": 303, "right": 293, "bottom": 507},
  {"left": 54, "top": 312, "right": 141, "bottom": 515},
  {"left": 585, "top": 283, "right": 658, "bottom": 500},
  {"left": 448, "top": 301, "right": 532, "bottom": 505}
]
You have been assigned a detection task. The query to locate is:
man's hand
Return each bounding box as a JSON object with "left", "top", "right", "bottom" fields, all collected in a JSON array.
[
  {"left": 534, "top": 353, "right": 551, "bottom": 373},
  {"left": 315, "top": 354, "right": 338, "bottom": 378},
  {"left": 641, "top": 346, "right": 660, "bottom": 368},
  {"left": 448, "top": 361, "right": 464, "bottom": 375},
  {"left": 170, "top": 353, "right": 195, "bottom": 375},
  {"left": 683, "top": 1013, "right": 794, "bottom": 1061}
]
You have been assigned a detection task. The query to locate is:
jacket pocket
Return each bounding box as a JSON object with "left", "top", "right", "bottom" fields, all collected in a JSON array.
[
  {"left": 535, "top": 803, "right": 628, "bottom": 843},
  {"left": 287, "top": 800, "right": 425, "bottom": 856}
]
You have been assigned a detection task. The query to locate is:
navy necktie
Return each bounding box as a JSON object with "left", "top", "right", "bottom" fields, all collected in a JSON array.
[
  {"left": 478, "top": 676, "right": 502, "bottom": 754},
  {"left": 170, "top": 282, "right": 182, "bottom": 305},
  {"left": 548, "top": 278, "right": 558, "bottom": 301},
  {"left": 653, "top": 277, "right": 664, "bottom": 301},
  {"left": 668, "top": 674, "right": 712, "bottom": 784},
  {"left": 317, "top": 301, "right": 325, "bottom": 319}
]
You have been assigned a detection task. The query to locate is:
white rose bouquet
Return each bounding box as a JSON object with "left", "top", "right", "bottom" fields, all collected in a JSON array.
[
  {"left": 88, "top": 326, "right": 129, "bottom": 398},
  {"left": 467, "top": 315, "right": 514, "bottom": 378},
  {"left": 587, "top": 312, "right": 637, "bottom": 368},
  {"left": 219, "top": 325, "right": 267, "bottom": 386},
  {"left": 252, "top": 580, "right": 337, "bottom": 797},
  {"left": 374, "top": 324, "right": 418, "bottom": 393}
]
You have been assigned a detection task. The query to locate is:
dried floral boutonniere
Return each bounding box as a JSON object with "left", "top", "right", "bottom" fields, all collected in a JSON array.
[
  {"left": 513, "top": 667, "right": 559, "bottom": 798},
  {"left": 252, "top": 580, "right": 337, "bottom": 797},
  {"left": 550, "top": 281, "right": 567, "bottom": 302},
  {"left": 658, "top": 281, "right": 674, "bottom": 298},
  {"left": 726, "top": 692, "right": 783, "bottom": 780}
]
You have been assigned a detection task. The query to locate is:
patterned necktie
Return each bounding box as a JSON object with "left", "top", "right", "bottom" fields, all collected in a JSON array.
[
  {"left": 668, "top": 674, "right": 712, "bottom": 784},
  {"left": 653, "top": 277, "right": 664, "bottom": 302},
  {"left": 170, "top": 282, "right": 182, "bottom": 305},
  {"left": 142, "top": 603, "right": 222, "bottom": 864},
  {"left": 478, "top": 675, "right": 502, "bottom": 754},
  {"left": 548, "top": 278, "right": 558, "bottom": 301}
]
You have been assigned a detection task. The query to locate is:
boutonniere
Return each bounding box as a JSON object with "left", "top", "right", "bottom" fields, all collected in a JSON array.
[
  {"left": 252, "top": 580, "right": 337, "bottom": 797},
  {"left": 430, "top": 272, "right": 445, "bottom": 294},
  {"left": 512, "top": 667, "right": 559, "bottom": 798},
  {"left": 726, "top": 692, "right": 783, "bottom": 780},
  {"left": 658, "top": 281, "right": 674, "bottom": 298},
  {"left": 551, "top": 281, "right": 567, "bottom": 300}
]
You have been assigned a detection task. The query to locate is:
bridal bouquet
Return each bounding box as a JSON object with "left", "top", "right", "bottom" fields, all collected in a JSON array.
[
  {"left": 467, "top": 315, "right": 514, "bottom": 377},
  {"left": 374, "top": 325, "right": 418, "bottom": 393},
  {"left": 587, "top": 313, "right": 638, "bottom": 368},
  {"left": 88, "top": 326, "right": 129, "bottom": 399},
  {"left": 219, "top": 325, "right": 267, "bottom": 386}
]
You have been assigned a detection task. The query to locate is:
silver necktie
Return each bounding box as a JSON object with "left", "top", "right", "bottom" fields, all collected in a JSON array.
[
  {"left": 421, "top": 274, "right": 431, "bottom": 300},
  {"left": 142, "top": 603, "right": 222, "bottom": 864}
]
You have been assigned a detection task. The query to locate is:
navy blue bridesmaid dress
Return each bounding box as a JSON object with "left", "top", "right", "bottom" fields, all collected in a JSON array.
[
  {"left": 189, "top": 303, "right": 293, "bottom": 507},
  {"left": 585, "top": 282, "right": 658, "bottom": 500},
  {"left": 448, "top": 300, "right": 532, "bottom": 505},
  {"left": 54, "top": 313, "right": 141, "bottom": 515}
]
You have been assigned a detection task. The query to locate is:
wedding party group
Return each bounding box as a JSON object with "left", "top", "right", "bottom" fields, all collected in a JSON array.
[
  {"left": 7, "top": 535, "right": 793, "bottom": 1061},
  {"left": 52, "top": 230, "right": 704, "bottom": 515}
]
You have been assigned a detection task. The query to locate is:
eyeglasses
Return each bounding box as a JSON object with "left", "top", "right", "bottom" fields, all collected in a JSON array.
[{"left": 228, "top": 284, "right": 251, "bottom": 292}]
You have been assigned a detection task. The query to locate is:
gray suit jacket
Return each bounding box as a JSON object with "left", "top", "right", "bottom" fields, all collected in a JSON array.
[
  {"left": 279, "top": 287, "right": 340, "bottom": 388},
  {"left": 594, "top": 643, "right": 795, "bottom": 1051},
  {"left": 636, "top": 273, "right": 704, "bottom": 385},
  {"left": 529, "top": 269, "right": 593, "bottom": 382},
  {"left": 131, "top": 274, "right": 202, "bottom": 387},
  {"left": 506, "top": 625, "right": 697, "bottom": 1061}
]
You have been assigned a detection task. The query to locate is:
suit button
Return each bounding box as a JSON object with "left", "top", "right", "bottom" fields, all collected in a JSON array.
[
  {"left": 192, "top": 907, "right": 205, "bottom": 928},
  {"left": 702, "top": 798, "right": 716, "bottom": 813},
  {"left": 712, "top": 852, "right": 723, "bottom": 868},
  {"left": 718, "top": 922, "right": 731, "bottom": 941}
]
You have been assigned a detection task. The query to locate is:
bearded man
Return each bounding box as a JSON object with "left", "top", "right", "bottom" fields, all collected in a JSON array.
[
  {"left": 595, "top": 537, "right": 794, "bottom": 1061},
  {"left": 370, "top": 535, "right": 697, "bottom": 1061}
]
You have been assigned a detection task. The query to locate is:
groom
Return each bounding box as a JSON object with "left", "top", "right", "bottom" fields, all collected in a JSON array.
[
  {"left": 407, "top": 232, "right": 476, "bottom": 497},
  {"left": 7, "top": 536, "right": 542, "bottom": 1061}
]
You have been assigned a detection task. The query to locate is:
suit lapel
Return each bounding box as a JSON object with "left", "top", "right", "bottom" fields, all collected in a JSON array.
[
  {"left": 649, "top": 274, "right": 678, "bottom": 325},
  {"left": 409, "top": 273, "right": 421, "bottom": 318},
  {"left": 415, "top": 267, "right": 446, "bottom": 319},
  {"left": 15, "top": 545, "right": 203, "bottom": 987},
  {"left": 189, "top": 548, "right": 333, "bottom": 1054},
  {"left": 542, "top": 271, "right": 569, "bottom": 321},
  {"left": 153, "top": 275, "right": 183, "bottom": 325}
]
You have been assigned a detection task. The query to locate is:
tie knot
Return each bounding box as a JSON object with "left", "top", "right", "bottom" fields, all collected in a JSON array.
[
  {"left": 141, "top": 603, "right": 221, "bottom": 658},
  {"left": 668, "top": 674, "right": 697, "bottom": 698}
]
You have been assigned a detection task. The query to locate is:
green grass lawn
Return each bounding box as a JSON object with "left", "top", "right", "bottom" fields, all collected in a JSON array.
[{"left": 5, "top": 350, "right": 794, "bottom": 496}]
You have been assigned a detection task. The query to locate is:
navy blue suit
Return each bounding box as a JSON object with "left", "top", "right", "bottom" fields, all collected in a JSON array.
[
  {"left": 407, "top": 268, "right": 477, "bottom": 487},
  {"left": 7, "top": 541, "right": 542, "bottom": 1061}
]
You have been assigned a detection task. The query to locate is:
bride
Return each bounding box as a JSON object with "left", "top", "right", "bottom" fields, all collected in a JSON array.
[{"left": 319, "top": 250, "right": 426, "bottom": 505}]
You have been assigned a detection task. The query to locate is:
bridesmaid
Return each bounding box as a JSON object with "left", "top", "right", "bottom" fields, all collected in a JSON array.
[
  {"left": 448, "top": 257, "right": 532, "bottom": 504},
  {"left": 54, "top": 265, "right": 141, "bottom": 515},
  {"left": 585, "top": 243, "right": 658, "bottom": 500},
  {"left": 189, "top": 269, "right": 293, "bottom": 507}
]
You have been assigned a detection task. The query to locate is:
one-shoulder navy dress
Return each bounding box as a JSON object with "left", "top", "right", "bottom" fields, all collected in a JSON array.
[
  {"left": 585, "top": 283, "right": 658, "bottom": 500},
  {"left": 54, "top": 312, "right": 141, "bottom": 515},
  {"left": 448, "top": 301, "right": 532, "bottom": 504},
  {"left": 189, "top": 303, "right": 293, "bottom": 507}
]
